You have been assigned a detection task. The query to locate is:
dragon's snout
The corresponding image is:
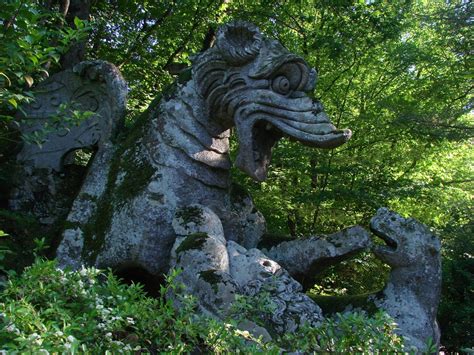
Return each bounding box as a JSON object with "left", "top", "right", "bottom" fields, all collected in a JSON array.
[{"left": 233, "top": 93, "right": 352, "bottom": 181}]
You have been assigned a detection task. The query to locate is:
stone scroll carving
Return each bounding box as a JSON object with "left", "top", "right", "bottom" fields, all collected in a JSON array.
[
  {"left": 16, "top": 60, "right": 127, "bottom": 171},
  {"left": 9, "top": 61, "right": 127, "bottom": 224}
]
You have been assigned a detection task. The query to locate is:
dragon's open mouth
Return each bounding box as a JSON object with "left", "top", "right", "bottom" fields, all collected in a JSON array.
[
  {"left": 370, "top": 226, "right": 398, "bottom": 251},
  {"left": 234, "top": 108, "right": 352, "bottom": 181},
  {"left": 250, "top": 120, "right": 283, "bottom": 177}
]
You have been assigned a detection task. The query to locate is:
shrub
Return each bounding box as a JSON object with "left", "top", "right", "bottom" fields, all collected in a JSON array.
[
  {"left": 281, "top": 311, "right": 405, "bottom": 353},
  {"left": 0, "top": 259, "right": 407, "bottom": 353},
  {"left": 0, "top": 260, "right": 273, "bottom": 353}
]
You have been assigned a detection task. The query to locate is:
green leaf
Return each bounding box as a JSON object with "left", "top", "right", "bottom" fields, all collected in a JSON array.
[
  {"left": 73, "top": 16, "right": 84, "bottom": 29},
  {"left": 0, "top": 72, "right": 11, "bottom": 86},
  {"left": 8, "top": 98, "right": 17, "bottom": 108}
]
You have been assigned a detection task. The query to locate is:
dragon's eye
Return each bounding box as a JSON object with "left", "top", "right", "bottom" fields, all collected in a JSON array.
[{"left": 272, "top": 75, "right": 291, "bottom": 95}]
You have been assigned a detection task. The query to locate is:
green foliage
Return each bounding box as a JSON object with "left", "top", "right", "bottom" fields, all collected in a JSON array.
[
  {"left": 0, "top": 210, "right": 43, "bottom": 274},
  {"left": 225, "top": 2, "right": 472, "bottom": 348},
  {"left": 0, "top": 0, "right": 89, "bottom": 122},
  {"left": 88, "top": 0, "right": 227, "bottom": 111},
  {"left": 0, "top": 260, "right": 408, "bottom": 353},
  {"left": 0, "top": 261, "right": 274, "bottom": 353},
  {"left": 438, "top": 213, "right": 473, "bottom": 350},
  {"left": 230, "top": 289, "right": 279, "bottom": 332},
  {"left": 0, "top": 0, "right": 471, "bottom": 350},
  {"left": 281, "top": 311, "right": 405, "bottom": 353},
  {"left": 0, "top": 233, "right": 15, "bottom": 285},
  {"left": 229, "top": 286, "right": 406, "bottom": 352}
]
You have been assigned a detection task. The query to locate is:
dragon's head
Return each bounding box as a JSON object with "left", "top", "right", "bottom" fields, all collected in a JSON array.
[{"left": 193, "top": 21, "right": 351, "bottom": 181}]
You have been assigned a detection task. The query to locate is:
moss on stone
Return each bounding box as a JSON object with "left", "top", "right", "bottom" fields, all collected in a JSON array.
[
  {"left": 309, "top": 293, "right": 378, "bottom": 316},
  {"left": 176, "top": 232, "right": 208, "bottom": 254},
  {"left": 80, "top": 192, "right": 114, "bottom": 263},
  {"left": 114, "top": 148, "right": 154, "bottom": 205},
  {"left": 199, "top": 269, "right": 222, "bottom": 293},
  {"left": 80, "top": 103, "right": 158, "bottom": 263},
  {"left": 63, "top": 220, "right": 81, "bottom": 230},
  {"left": 175, "top": 206, "right": 204, "bottom": 225},
  {"left": 325, "top": 234, "right": 344, "bottom": 248},
  {"left": 78, "top": 72, "right": 190, "bottom": 263},
  {"left": 77, "top": 192, "right": 98, "bottom": 202}
]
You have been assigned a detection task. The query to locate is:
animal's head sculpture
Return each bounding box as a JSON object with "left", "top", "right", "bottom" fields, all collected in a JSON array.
[
  {"left": 370, "top": 207, "right": 441, "bottom": 268},
  {"left": 193, "top": 21, "right": 352, "bottom": 181}
]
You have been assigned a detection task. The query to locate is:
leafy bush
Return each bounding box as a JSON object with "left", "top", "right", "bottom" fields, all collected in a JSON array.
[
  {"left": 230, "top": 286, "right": 406, "bottom": 353},
  {"left": 0, "top": 259, "right": 407, "bottom": 353},
  {"left": 281, "top": 311, "right": 405, "bottom": 353},
  {"left": 438, "top": 213, "right": 474, "bottom": 351},
  {"left": 0, "top": 260, "right": 273, "bottom": 353}
]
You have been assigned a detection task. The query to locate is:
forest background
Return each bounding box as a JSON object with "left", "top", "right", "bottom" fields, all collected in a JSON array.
[{"left": 0, "top": 0, "right": 472, "bottom": 351}]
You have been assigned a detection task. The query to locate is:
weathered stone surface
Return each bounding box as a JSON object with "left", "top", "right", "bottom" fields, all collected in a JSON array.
[
  {"left": 48, "top": 24, "right": 442, "bottom": 352},
  {"left": 170, "top": 205, "right": 322, "bottom": 335},
  {"left": 228, "top": 241, "right": 323, "bottom": 334},
  {"left": 263, "top": 226, "right": 372, "bottom": 282},
  {"left": 170, "top": 205, "right": 238, "bottom": 317},
  {"left": 56, "top": 22, "right": 350, "bottom": 276},
  {"left": 10, "top": 60, "right": 127, "bottom": 225},
  {"left": 45, "top": 23, "right": 442, "bottom": 351},
  {"left": 195, "top": 21, "right": 352, "bottom": 182},
  {"left": 223, "top": 184, "right": 266, "bottom": 249},
  {"left": 368, "top": 208, "right": 442, "bottom": 352},
  {"left": 56, "top": 145, "right": 117, "bottom": 269}
]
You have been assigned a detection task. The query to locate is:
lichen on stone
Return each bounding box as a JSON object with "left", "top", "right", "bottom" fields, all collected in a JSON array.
[{"left": 80, "top": 109, "right": 156, "bottom": 263}]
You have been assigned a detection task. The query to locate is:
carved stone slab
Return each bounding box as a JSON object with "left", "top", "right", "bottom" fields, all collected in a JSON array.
[
  {"left": 10, "top": 61, "right": 127, "bottom": 223},
  {"left": 16, "top": 61, "right": 127, "bottom": 171}
]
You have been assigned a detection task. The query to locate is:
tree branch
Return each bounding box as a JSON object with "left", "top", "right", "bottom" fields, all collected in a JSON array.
[{"left": 118, "top": 4, "right": 175, "bottom": 68}]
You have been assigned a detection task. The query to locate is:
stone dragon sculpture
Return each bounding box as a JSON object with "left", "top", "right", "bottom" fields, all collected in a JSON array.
[
  {"left": 56, "top": 21, "right": 351, "bottom": 275},
  {"left": 10, "top": 21, "right": 441, "bottom": 352}
]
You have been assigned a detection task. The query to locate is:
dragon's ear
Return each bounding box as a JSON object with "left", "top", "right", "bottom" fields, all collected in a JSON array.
[{"left": 216, "top": 21, "right": 262, "bottom": 65}]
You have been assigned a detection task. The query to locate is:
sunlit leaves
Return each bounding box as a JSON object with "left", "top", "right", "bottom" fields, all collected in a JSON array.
[{"left": 0, "top": 1, "right": 89, "bottom": 123}]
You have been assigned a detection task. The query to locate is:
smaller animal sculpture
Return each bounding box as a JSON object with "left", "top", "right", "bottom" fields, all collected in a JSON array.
[
  {"left": 369, "top": 207, "right": 441, "bottom": 352},
  {"left": 313, "top": 208, "right": 442, "bottom": 352}
]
